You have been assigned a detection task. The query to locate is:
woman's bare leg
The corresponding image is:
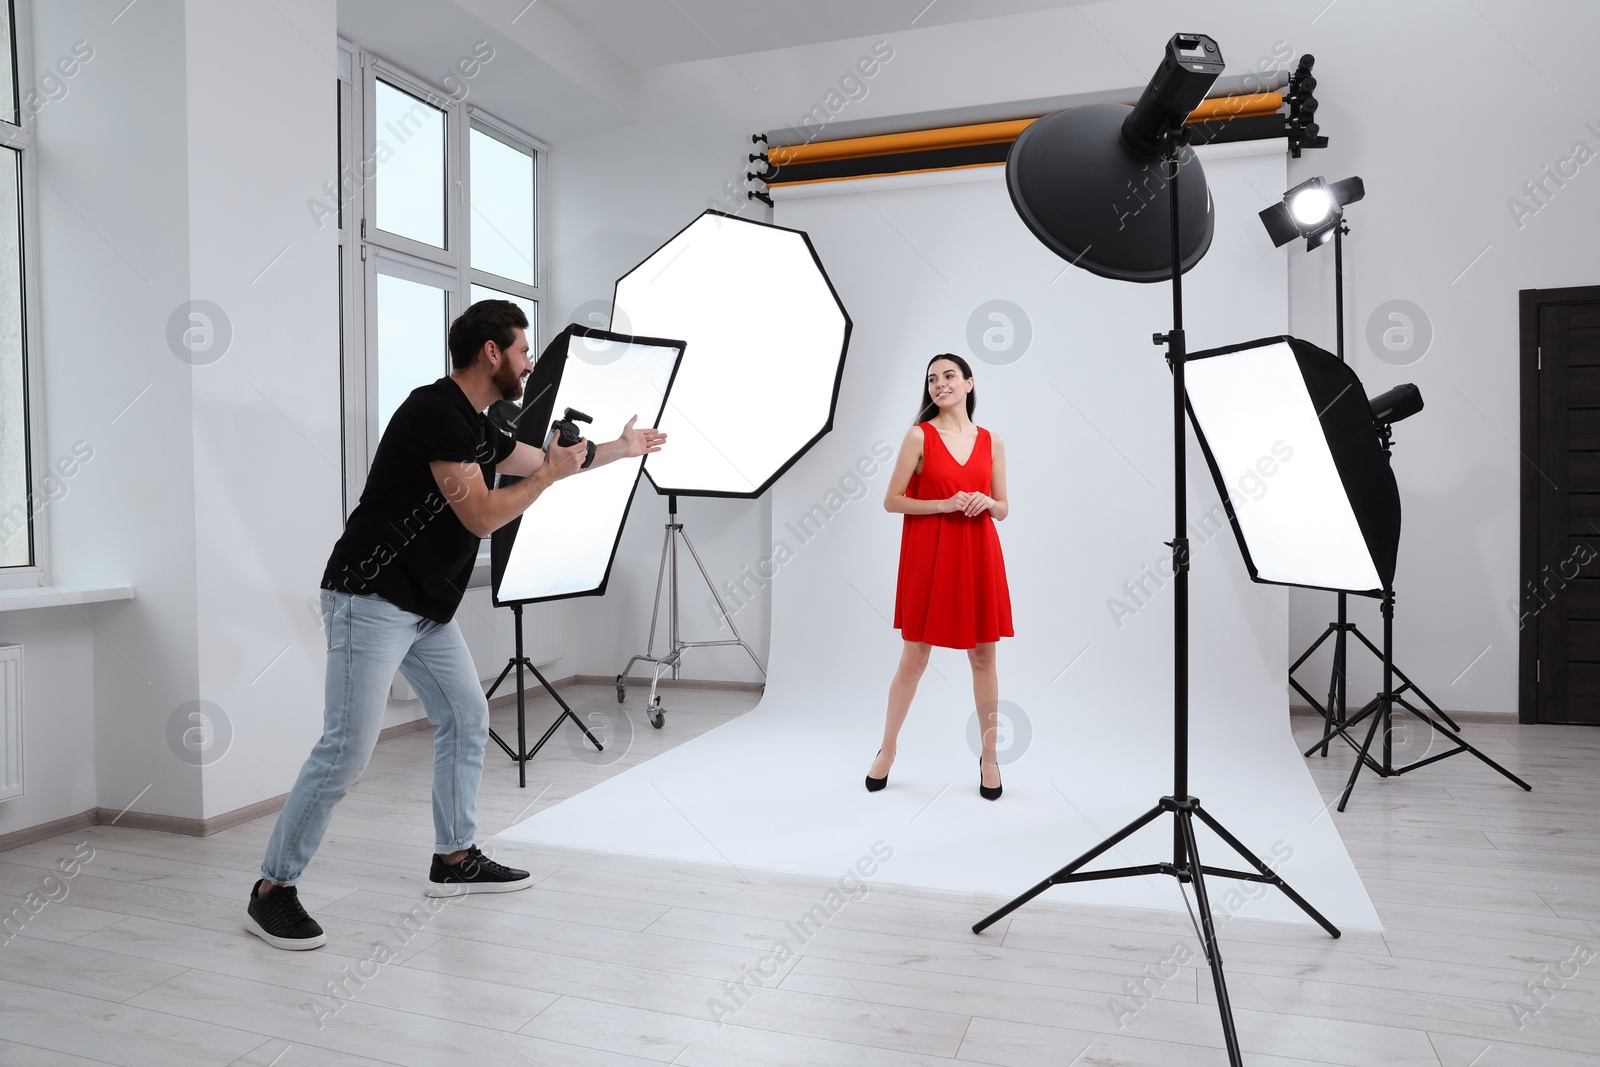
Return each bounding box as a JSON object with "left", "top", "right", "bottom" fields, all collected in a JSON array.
[
  {"left": 870, "top": 641, "right": 931, "bottom": 778},
  {"left": 969, "top": 642, "right": 1000, "bottom": 788}
]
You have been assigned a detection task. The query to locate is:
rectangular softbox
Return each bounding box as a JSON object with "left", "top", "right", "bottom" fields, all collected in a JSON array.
[
  {"left": 491, "top": 325, "right": 683, "bottom": 605},
  {"left": 1184, "top": 335, "right": 1401, "bottom": 596}
]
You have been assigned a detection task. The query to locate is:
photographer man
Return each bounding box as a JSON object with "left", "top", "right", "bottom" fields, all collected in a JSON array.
[{"left": 247, "top": 300, "right": 665, "bottom": 950}]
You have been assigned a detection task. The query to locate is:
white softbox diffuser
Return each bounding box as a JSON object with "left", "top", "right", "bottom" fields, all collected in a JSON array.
[
  {"left": 612, "top": 210, "right": 851, "bottom": 497},
  {"left": 492, "top": 325, "right": 682, "bottom": 604},
  {"left": 1185, "top": 335, "right": 1401, "bottom": 597}
]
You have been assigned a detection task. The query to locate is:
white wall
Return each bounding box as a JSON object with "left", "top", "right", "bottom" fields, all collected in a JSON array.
[
  {"left": 551, "top": 0, "right": 1600, "bottom": 715},
  {"left": 29, "top": 0, "right": 202, "bottom": 825},
  {"left": 1271, "top": 1, "right": 1600, "bottom": 714},
  {"left": 2, "top": 0, "right": 343, "bottom": 836},
  {"left": 184, "top": 0, "right": 342, "bottom": 819}
]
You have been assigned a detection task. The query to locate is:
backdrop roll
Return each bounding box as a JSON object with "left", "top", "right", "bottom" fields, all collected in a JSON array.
[{"left": 497, "top": 140, "right": 1379, "bottom": 930}]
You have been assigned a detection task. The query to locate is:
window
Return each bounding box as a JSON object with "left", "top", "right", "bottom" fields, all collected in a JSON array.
[
  {"left": 0, "top": 148, "right": 26, "bottom": 569},
  {"left": 469, "top": 123, "right": 535, "bottom": 285},
  {"left": 376, "top": 271, "right": 448, "bottom": 436},
  {"left": 335, "top": 42, "right": 545, "bottom": 513},
  {"left": 373, "top": 81, "right": 446, "bottom": 249},
  {"left": 0, "top": 0, "right": 43, "bottom": 584}
]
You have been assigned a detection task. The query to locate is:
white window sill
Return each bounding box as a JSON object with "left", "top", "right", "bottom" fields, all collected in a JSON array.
[{"left": 0, "top": 583, "right": 136, "bottom": 613}]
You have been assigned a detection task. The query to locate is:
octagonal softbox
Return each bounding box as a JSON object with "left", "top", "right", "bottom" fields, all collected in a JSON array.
[{"left": 612, "top": 209, "right": 852, "bottom": 498}]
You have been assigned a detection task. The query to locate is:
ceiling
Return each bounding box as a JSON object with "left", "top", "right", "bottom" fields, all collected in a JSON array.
[
  {"left": 541, "top": 0, "right": 1095, "bottom": 70},
  {"left": 340, "top": 0, "right": 636, "bottom": 143}
]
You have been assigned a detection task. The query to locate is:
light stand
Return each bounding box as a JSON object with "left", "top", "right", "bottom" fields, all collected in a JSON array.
[
  {"left": 976, "top": 87, "right": 1340, "bottom": 1067},
  {"left": 1260, "top": 179, "right": 1432, "bottom": 750},
  {"left": 605, "top": 211, "right": 847, "bottom": 725},
  {"left": 1303, "top": 221, "right": 1356, "bottom": 739},
  {"left": 616, "top": 493, "right": 766, "bottom": 727},
  {"left": 1267, "top": 212, "right": 1528, "bottom": 806},
  {"left": 483, "top": 602, "right": 604, "bottom": 788},
  {"left": 1308, "top": 421, "right": 1533, "bottom": 810},
  {"left": 485, "top": 324, "right": 685, "bottom": 785},
  {"left": 1288, "top": 218, "right": 1436, "bottom": 750}
]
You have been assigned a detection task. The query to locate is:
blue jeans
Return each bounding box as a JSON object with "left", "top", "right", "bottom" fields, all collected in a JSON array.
[{"left": 260, "top": 590, "right": 490, "bottom": 886}]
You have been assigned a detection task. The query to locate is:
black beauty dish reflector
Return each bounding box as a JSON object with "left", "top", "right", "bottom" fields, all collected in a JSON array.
[{"left": 1005, "top": 33, "right": 1224, "bottom": 282}]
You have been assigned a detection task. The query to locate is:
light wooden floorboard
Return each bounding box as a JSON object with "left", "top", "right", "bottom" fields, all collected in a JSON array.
[{"left": 1, "top": 684, "right": 1597, "bottom": 1065}]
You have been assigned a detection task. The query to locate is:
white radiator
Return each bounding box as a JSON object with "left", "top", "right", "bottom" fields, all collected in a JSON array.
[
  {"left": 0, "top": 645, "right": 20, "bottom": 802},
  {"left": 390, "top": 588, "right": 564, "bottom": 701}
]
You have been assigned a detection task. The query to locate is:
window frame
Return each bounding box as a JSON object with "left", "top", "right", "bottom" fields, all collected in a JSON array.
[
  {"left": 336, "top": 41, "right": 548, "bottom": 518},
  {"left": 464, "top": 107, "right": 546, "bottom": 302},
  {"left": 363, "top": 59, "right": 459, "bottom": 271},
  {"left": 0, "top": 0, "right": 50, "bottom": 590}
]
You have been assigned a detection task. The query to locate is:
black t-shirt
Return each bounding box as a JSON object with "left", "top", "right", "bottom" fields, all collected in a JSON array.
[{"left": 322, "top": 378, "right": 517, "bottom": 623}]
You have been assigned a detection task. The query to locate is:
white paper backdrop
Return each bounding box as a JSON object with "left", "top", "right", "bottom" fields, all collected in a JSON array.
[{"left": 497, "top": 141, "right": 1379, "bottom": 930}]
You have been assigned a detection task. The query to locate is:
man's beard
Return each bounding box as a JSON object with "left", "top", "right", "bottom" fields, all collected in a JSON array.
[{"left": 494, "top": 360, "right": 525, "bottom": 401}]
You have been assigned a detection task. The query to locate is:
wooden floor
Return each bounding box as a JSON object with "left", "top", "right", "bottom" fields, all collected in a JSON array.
[{"left": 2, "top": 684, "right": 1598, "bottom": 1066}]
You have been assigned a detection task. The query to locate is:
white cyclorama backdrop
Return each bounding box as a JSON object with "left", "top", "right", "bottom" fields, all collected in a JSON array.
[
  {"left": 1187, "top": 341, "right": 1382, "bottom": 594},
  {"left": 496, "top": 334, "right": 679, "bottom": 603},
  {"left": 615, "top": 213, "right": 848, "bottom": 496},
  {"left": 500, "top": 142, "right": 1378, "bottom": 929}
]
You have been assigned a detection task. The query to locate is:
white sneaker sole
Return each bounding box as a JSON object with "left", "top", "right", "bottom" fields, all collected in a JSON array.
[
  {"left": 424, "top": 874, "right": 534, "bottom": 897},
  {"left": 244, "top": 912, "right": 328, "bottom": 951}
]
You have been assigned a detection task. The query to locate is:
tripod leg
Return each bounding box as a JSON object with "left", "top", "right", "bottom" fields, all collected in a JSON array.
[
  {"left": 648, "top": 652, "right": 676, "bottom": 713},
  {"left": 486, "top": 729, "right": 521, "bottom": 761},
  {"left": 1289, "top": 626, "right": 1336, "bottom": 755},
  {"left": 1344, "top": 626, "right": 1464, "bottom": 733},
  {"left": 678, "top": 524, "right": 768, "bottom": 676},
  {"left": 1290, "top": 675, "right": 1333, "bottom": 754},
  {"left": 1191, "top": 806, "right": 1340, "bottom": 938},
  {"left": 973, "top": 804, "right": 1166, "bottom": 933},
  {"left": 1288, "top": 625, "right": 1335, "bottom": 674},
  {"left": 1175, "top": 811, "right": 1243, "bottom": 1067},
  {"left": 1337, "top": 696, "right": 1385, "bottom": 812},
  {"left": 1389, "top": 667, "right": 1459, "bottom": 731},
  {"left": 1322, "top": 628, "right": 1344, "bottom": 756},
  {"left": 668, "top": 523, "right": 681, "bottom": 679},
  {"left": 484, "top": 658, "right": 516, "bottom": 703},
  {"left": 485, "top": 656, "right": 522, "bottom": 762},
  {"left": 616, "top": 524, "right": 679, "bottom": 701},
  {"left": 1393, "top": 700, "right": 1533, "bottom": 791},
  {"left": 522, "top": 660, "right": 605, "bottom": 757},
  {"left": 1319, "top": 666, "right": 1338, "bottom": 757},
  {"left": 1302, "top": 691, "right": 1379, "bottom": 758},
  {"left": 645, "top": 524, "right": 671, "bottom": 656},
  {"left": 514, "top": 623, "right": 527, "bottom": 789}
]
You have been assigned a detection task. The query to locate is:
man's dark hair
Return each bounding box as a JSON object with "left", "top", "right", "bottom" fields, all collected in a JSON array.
[{"left": 448, "top": 299, "right": 529, "bottom": 370}]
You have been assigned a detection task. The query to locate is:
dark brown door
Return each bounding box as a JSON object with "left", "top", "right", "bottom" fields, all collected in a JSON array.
[{"left": 1522, "top": 285, "right": 1600, "bottom": 724}]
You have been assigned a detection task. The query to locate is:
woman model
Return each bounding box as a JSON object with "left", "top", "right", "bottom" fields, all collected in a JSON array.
[{"left": 867, "top": 353, "right": 1013, "bottom": 799}]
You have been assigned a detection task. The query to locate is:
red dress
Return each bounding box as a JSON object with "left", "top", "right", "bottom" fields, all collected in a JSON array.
[{"left": 894, "top": 422, "right": 1014, "bottom": 649}]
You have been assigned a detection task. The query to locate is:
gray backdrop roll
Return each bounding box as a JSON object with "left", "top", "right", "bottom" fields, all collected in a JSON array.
[{"left": 497, "top": 141, "right": 1378, "bottom": 930}]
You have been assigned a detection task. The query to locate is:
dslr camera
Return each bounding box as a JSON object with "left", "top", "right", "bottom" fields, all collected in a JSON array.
[{"left": 544, "top": 407, "right": 597, "bottom": 469}]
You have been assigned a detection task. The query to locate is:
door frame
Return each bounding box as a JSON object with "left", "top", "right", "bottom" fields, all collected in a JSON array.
[{"left": 1519, "top": 283, "right": 1600, "bottom": 723}]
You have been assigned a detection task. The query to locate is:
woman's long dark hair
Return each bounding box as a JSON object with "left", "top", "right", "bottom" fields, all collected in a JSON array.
[{"left": 914, "top": 352, "right": 977, "bottom": 425}]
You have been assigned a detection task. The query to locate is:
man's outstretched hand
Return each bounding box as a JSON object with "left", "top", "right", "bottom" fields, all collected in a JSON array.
[{"left": 618, "top": 415, "right": 667, "bottom": 458}]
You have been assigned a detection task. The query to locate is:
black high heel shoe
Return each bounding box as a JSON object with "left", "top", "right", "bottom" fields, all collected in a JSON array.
[
  {"left": 979, "top": 756, "right": 1002, "bottom": 801},
  {"left": 865, "top": 750, "right": 889, "bottom": 792}
]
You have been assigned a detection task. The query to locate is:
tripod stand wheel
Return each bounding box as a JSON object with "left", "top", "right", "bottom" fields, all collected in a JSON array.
[
  {"left": 649, "top": 697, "right": 665, "bottom": 730},
  {"left": 615, "top": 674, "right": 626, "bottom": 703}
]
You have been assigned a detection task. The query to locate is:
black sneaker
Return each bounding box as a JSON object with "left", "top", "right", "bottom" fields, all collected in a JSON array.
[
  {"left": 245, "top": 879, "right": 327, "bottom": 950},
  {"left": 426, "top": 846, "right": 533, "bottom": 897}
]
